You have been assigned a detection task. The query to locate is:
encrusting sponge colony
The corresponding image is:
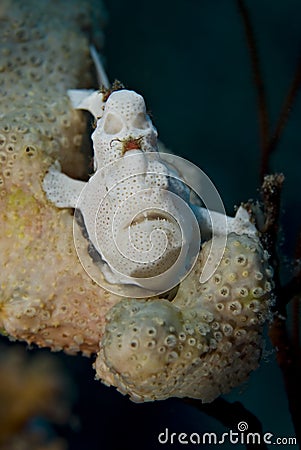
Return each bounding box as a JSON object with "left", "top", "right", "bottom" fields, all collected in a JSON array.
[
  {"left": 0, "top": 0, "right": 274, "bottom": 404},
  {"left": 96, "top": 234, "right": 273, "bottom": 402}
]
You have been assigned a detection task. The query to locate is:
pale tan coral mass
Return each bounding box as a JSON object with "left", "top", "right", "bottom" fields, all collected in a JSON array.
[
  {"left": 0, "top": 0, "right": 274, "bottom": 403},
  {"left": 96, "top": 234, "right": 273, "bottom": 402},
  {"left": 0, "top": 0, "right": 118, "bottom": 355}
]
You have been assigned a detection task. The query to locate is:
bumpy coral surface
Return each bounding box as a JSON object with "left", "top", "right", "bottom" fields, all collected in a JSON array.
[
  {"left": 0, "top": 0, "right": 274, "bottom": 404},
  {"left": 96, "top": 233, "right": 273, "bottom": 402},
  {"left": 0, "top": 0, "right": 120, "bottom": 355}
]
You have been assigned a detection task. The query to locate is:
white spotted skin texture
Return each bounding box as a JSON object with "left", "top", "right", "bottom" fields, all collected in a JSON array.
[
  {"left": 77, "top": 149, "right": 184, "bottom": 284},
  {"left": 92, "top": 89, "right": 158, "bottom": 168},
  {"left": 43, "top": 89, "right": 194, "bottom": 289},
  {"left": 95, "top": 233, "right": 273, "bottom": 402}
]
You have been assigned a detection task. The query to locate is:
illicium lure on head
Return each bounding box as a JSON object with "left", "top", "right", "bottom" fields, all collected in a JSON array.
[{"left": 43, "top": 46, "right": 256, "bottom": 295}]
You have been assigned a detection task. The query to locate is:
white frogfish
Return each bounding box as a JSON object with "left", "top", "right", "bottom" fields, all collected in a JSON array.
[{"left": 43, "top": 86, "right": 202, "bottom": 295}]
